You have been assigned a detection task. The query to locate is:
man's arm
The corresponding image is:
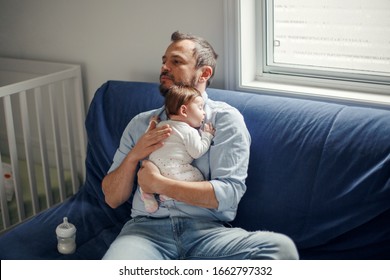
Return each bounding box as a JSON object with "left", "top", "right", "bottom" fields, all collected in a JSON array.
[
  {"left": 137, "top": 160, "right": 219, "bottom": 209},
  {"left": 102, "top": 122, "right": 172, "bottom": 208}
]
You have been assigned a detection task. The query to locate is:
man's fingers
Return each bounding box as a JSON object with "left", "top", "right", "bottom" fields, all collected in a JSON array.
[
  {"left": 146, "top": 119, "right": 158, "bottom": 132},
  {"left": 147, "top": 125, "right": 171, "bottom": 141}
]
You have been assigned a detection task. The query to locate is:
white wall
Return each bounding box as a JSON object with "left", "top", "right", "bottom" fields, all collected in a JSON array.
[{"left": 0, "top": 0, "right": 226, "bottom": 105}]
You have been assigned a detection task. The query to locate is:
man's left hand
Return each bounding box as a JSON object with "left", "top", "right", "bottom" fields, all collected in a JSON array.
[{"left": 138, "top": 160, "right": 163, "bottom": 194}]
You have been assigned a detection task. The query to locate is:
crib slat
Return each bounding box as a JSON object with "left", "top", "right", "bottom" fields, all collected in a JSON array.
[
  {"left": 74, "top": 74, "right": 86, "bottom": 180},
  {"left": 48, "top": 84, "right": 66, "bottom": 201},
  {"left": 19, "top": 91, "right": 39, "bottom": 214},
  {"left": 0, "top": 153, "right": 11, "bottom": 229},
  {"left": 3, "top": 95, "right": 25, "bottom": 222},
  {"left": 34, "top": 87, "right": 53, "bottom": 207},
  {"left": 62, "top": 80, "right": 78, "bottom": 194}
]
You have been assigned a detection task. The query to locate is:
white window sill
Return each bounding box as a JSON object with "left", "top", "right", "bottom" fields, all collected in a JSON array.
[{"left": 239, "top": 77, "right": 390, "bottom": 109}]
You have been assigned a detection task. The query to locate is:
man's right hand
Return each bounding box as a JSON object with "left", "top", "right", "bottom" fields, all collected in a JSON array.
[
  {"left": 102, "top": 117, "right": 171, "bottom": 208},
  {"left": 131, "top": 119, "right": 172, "bottom": 162}
]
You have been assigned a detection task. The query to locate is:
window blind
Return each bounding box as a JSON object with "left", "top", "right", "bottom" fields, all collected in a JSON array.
[{"left": 266, "top": 0, "right": 390, "bottom": 81}]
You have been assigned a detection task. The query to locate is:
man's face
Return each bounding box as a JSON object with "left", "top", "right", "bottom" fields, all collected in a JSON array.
[{"left": 159, "top": 40, "right": 202, "bottom": 95}]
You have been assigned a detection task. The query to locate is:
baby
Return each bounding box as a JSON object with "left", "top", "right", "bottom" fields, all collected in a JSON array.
[{"left": 141, "top": 85, "right": 215, "bottom": 213}]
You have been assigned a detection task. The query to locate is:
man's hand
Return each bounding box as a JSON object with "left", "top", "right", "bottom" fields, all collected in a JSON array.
[
  {"left": 131, "top": 119, "right": 172, "bottom": 163},
  {"left": 137, "top": 160, "right": 162, "bottom": 194},
  {"left": 102, "top": 117, "right": 171, "bottom": 209}
]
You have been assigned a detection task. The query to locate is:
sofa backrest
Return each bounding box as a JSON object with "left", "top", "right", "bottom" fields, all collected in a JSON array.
[
  {"left": 85, "top": 81, "right": 390, "bottom": 258},
  {"left": 207, "top": 88, "right": 390, "bottom": 250}
]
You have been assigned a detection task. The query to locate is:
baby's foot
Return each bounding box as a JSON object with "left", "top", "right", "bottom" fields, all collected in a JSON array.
[
  {"left": 159, "top": 194, "right": 172, "bottom": 202},
  {"left": 144, "top": 197, "right": 159, "bottom": 213},
  {"left": 141, "top": 189, "right": 159, "bottom": 213}
]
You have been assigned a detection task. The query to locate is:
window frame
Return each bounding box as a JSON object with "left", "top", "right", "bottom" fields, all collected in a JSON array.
[{"left": 224, "top": 0, "right": 390, "bottom": 108}]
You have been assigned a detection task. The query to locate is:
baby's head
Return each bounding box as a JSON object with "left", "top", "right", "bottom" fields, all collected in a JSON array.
[
  {"left": 165, "top": 85, "right": 205, "bottom": 128},
  {"left": 165, "top": 85, "right": 202, "bottom": 116}
]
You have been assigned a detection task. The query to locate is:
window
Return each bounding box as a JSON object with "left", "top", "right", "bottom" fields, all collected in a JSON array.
[
  {"left": 224, "top": 0, "right": 390, "bottom": 107},
  {"left": 265, "top": 0, "right": 390, "bottom": 85}
]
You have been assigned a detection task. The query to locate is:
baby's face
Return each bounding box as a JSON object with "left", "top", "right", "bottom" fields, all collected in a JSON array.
[{"left": 186, "top": 96, "right": 206, "bottom": 128}]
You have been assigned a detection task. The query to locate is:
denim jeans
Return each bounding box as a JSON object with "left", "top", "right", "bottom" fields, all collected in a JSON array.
[{"left": 102, "top": 216, "right": 299, "bottom": 260}]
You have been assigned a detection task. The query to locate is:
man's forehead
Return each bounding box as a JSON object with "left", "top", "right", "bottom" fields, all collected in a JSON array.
[{"left": 164, "top": 40, "right": 196, "bottom": 59}]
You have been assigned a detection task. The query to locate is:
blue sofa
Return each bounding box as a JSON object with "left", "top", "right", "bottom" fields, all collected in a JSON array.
[{"left": 1, "top": 81, "right": 389, "bottom": 259}]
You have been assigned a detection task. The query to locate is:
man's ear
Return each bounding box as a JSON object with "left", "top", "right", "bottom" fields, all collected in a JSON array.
[
  {"left": 198, "top": 66, "right": 213, "bottom": 83},
  {"left": 179, "top": 105, "right": 188, "bottom": 117}
]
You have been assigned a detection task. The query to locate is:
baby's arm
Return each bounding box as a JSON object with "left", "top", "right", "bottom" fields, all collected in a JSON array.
[{"left": 185, "top": 124, "right": 215, "bottom": 159}]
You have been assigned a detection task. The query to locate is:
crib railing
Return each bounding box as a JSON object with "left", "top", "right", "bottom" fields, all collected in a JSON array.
[{"left": 0, "top": 58, "right": 86, "bottom": 232}]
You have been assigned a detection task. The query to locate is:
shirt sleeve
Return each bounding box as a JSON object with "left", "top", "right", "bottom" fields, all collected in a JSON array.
[
  {"left": 107, "top": 118, "right": 138, "bottom": 174},
  {"left": 208, "top": 107, "right": 251, "bottom": 213},
  {"left": 107, "top": 111, "right": 154, "bottom": 174}
]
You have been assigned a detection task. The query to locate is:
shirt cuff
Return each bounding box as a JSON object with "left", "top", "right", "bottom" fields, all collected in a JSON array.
[{"left": 209, "top": 179, "right": 235, "bottom": 212}]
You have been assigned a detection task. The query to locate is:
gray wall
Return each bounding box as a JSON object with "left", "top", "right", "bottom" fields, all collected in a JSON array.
[{"left": 0, "top": 0, "right": 226, "bottom": 104}]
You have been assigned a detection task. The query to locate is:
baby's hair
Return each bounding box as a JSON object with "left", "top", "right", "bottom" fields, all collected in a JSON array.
[{"left": 165, "top": 85, "right": 202, "bottom": 116}]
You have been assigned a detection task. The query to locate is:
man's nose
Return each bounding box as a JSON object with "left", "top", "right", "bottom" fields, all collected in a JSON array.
[{"left": 161, "top": 63, "right": 169, "bottom": 71}]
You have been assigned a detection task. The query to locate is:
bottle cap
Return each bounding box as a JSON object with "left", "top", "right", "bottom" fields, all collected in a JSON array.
[{"left": 56, "top": 217, "right": 76, "bottom": 238}]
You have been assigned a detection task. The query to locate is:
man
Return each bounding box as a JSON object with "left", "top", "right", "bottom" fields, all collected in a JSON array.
[{"left": 102, "top": 31, "right": 299, "bottom": 260}]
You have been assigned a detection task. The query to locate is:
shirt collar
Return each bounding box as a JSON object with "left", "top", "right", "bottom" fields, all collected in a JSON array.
[{"left": 202, "top": 90, "right": 209, "bottom": 104}]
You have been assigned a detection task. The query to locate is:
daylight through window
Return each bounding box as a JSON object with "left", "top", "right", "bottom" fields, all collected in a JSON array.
[{"left": 264, "top": 0, "right": 390, "bottom": 85}]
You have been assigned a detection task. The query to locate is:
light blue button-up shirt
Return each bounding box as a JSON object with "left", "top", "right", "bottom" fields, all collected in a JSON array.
[{"left": 108, "top": 92, "right": 251, "bottom": 222}]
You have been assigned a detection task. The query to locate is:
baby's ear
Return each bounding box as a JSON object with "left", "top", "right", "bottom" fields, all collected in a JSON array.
[{"left": 179, "top": 105, "right": 188, "bottom": 117}]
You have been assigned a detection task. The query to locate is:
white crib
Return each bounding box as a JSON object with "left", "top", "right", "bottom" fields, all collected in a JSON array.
[{"left": 0, "top": 57, "right": 86, "bottom": 233}]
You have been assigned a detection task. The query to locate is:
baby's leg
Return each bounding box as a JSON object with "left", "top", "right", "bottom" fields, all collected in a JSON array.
[
  {"left": 140, "top": 188, "right": 159, "bottom": 213},
  {"left": 142, "top": 115, "right": 160, "bottom": 212}
]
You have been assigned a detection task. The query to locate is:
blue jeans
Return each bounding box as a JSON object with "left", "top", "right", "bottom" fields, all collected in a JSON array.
[{"left": 102, "top": 216, "right": 299, "bottom": 260}]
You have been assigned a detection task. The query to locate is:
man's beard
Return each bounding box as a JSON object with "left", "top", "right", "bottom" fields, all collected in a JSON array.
[{"left": 159, "top": 72, "right": 198, "bottom": 97}]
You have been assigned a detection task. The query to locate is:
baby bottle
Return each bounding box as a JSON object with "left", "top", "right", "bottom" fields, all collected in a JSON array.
[{"left": 55, "top": 217, "right": 76, "bottom": 254}]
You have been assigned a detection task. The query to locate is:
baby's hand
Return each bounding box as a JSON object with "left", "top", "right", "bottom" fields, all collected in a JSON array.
[{"left": 203, "top": 122, "right": 215, "bottom": 135}]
